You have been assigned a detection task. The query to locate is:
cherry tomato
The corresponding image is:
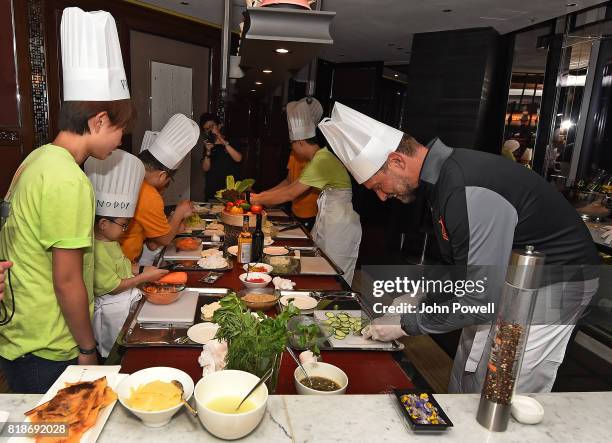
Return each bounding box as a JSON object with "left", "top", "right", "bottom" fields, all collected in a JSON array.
[{"left": 250, "top": 204, "right": 263, "bottom": 214}]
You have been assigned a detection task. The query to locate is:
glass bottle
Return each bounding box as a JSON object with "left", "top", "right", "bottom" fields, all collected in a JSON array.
[
  {"left": 237, "top": 215, "right": 252, "bottom": 264},
  {"left": 251, "top": 213, "right": 264, "bottom": 263}
]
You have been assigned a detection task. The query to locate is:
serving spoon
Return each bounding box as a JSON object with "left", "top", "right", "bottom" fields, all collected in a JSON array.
[
  {"left": 286, "top": 346, "right": 312, "bottom": 385},
  {"left": 171, "top": 380, "right": 198, "bottom": 416},
  {"left": 235, "top": 365, "right": 274, "bottom": 411}
]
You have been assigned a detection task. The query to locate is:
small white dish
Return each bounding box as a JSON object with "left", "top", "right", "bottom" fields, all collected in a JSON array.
[
  {"left": 294, "top": 362, "right": 348, "bottom": 395},
  {"left": 239, "top": 272, "right": 272, "bottom": 289},
  {"left": 280, "top": 294, "right": 318, "bottom": 313},
  {"left": 117, "top": 367, "right": 194, "bottom": 428},
  {"left": 263, "top": 246, "right": 289, "bottom": 256},
  {"left": 264, "top": 237, "right": 274, "bottom": 246},
  {"left": 511, "top": 395, "right": 544, "bottom": 424},
  {"left": 242, "top": 262, "right": 274, "bottom": 274},
  {"left": 187, "top": 323, "right": 220, "bottom": 344},
  {"left": 227, "top": 245, "right": 238, "bottom": 256}
]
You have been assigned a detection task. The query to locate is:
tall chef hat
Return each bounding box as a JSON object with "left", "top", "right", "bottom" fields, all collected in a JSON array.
[
  {"left": 298, "top": 97, "right": 323, "bottom": 124},
  {"left": 139, "top": 130, "right": 159, "bottom": 153},
  {"left": 287, "top": 99, "right": 318, "bottom": 141},
  {"left": 318, "top": 102, "right": 404, "bottom": 184},
  {"left": 60, "top": 7, "right": 130, "bottom": 101},
  {"left": 85, "top": 149, "right": 145, "bottom": 218},
  {"left": 147, "top": 114, "right": 200, "bottom": 170}
]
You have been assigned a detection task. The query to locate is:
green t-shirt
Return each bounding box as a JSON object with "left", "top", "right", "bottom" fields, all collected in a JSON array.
[
  {"left": 298, "top": 147, "right": 352, "bottom": 190},
  {"left": 0, "top": 144, "right": 95, "bottom": 361},
  {"left": 94, "top": 239, "right": 133, "bottom": 296}
]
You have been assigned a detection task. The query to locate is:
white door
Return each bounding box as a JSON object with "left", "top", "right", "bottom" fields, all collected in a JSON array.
[{"left": 151, "top": 61, "right": 193, "bottom": 205}]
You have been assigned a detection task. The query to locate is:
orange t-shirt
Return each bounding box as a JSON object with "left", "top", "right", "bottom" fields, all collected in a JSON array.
[
  {"left": 287, "top": 152, "right": 319, "bottom": 219},
  {"left": 120, "top": 181, "right": 171, "bottom": 262}
]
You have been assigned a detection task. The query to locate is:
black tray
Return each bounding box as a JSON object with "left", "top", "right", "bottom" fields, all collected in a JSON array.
[{"left": 393, "top": 390, "right": 453, "bottom": 432}]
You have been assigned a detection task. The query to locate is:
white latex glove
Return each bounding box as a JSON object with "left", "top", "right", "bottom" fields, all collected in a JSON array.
[
  {"left": 362, "top": 315, "right": 408, "bottom": 342},
  {"left": 601, "top": 226, "right": 612, "bottom": 245}
]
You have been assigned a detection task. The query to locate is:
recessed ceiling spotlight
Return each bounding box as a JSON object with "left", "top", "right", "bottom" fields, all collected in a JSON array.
[
  {"left": 275, "top": 48, "right": 290, "bottom": 54},
  {"left": 251, "top": 89, "right": 256, "bottom": 92},
  {"left": 255, "top": 81, "right": 263, "bottom": 85},
  {"left": 443, "top": 9, "right": 452, "bottom": 12},
  {"left": 566, "top": 3, "right": 577, "bottom": 6},
  {"left": 394, "top": 74, "right": 399, "bottom": 77},
  {"left": 262, "top": 69, "right": 272, "bottom": 74}
]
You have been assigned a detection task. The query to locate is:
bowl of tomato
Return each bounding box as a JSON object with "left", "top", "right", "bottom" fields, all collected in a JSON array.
[{"left": 238, "top": 272, "right": 272, "bottom": 289}]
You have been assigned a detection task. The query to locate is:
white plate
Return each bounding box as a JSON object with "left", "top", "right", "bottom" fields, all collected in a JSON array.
[
  {"left": 242, "top": 263, "right": 274, "bottom": 273},
  {"left": 227, "top": 245, "right": 238, "bottom": 256},
  {"left": 264, "top": 237, "right": 274, "bottom": 246},
  {"left": 280, "top": 294, "right": 318, "bottom": 312},
  {"left": 197, "top": 257, "right": 229, "bottom": 270},
  {"left": 8, "top": 366, "right": 125, "bottom": 443},
  {"left": 264, "top": 246, "right": 289, "bottom": 256},
  {"left": 187, "top": 323, "right": 220, "bottom": 344}
]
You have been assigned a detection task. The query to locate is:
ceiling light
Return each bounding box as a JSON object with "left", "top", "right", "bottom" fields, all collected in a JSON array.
[
  {"left": 443, "top": 9, "right": 452, "bottom": 12},
  {"left": 251, "top": 89, "right": 257, "bottom": 92},
  {"left": 560, "top": 119, "right": 574, "bottom": 131},
  {"left": 275, "top": 48, "right": 290, "bottom": 54},
  {"left": 566, "top": 3, "right": 577, "bottom": 6},
  {"left": 394, "top": 74, "right": 398, "bottom": 77},
  {"left": 255, "top": 81, "right": 263, "bottom": 85},
  {"left": 262, "top": 69, "right": 272, "bottom": 74}
]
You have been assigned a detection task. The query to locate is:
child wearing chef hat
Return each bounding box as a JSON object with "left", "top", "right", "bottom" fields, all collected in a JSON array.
[
  {"left": 251, "top": 98, "right": 362, "bottom": 284},
  {"left": 120, "top": 114, "right": 200, "bottom": 263},
  {"left": 85, "top": 150, "right": 169, "bottom": 357},
  {"left": 0, "top": 7, "right": 135, "bottom": 392}
]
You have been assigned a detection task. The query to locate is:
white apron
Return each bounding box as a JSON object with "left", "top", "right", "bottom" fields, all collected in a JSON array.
[
  {"left": 448, "top": 278, "right": 599, "bottom": 393},
  {"left": 311, "top": 188, "right": 362, "bottom": 285},
  {"left": 93, "top": 287, "right": 141, "bottom": 358},
  {"left": 138, "top": 244, "right": 163, "bottom": 266}
]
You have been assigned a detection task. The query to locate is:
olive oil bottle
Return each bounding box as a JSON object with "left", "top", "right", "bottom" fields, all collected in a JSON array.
[{"left": 237, "top": 215, "right": 252, "bottom": 264}]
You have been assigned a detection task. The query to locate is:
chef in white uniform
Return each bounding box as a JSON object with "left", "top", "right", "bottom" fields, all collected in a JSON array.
[
  {"left": 251, "top": 98, "right": 362, "bottom": 284},
  {"left": 86, "top": 150, "right": 168, "bottom": 357}
]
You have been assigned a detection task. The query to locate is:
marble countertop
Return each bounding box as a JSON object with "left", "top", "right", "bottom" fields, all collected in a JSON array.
[{"left": 1, "top": 392, "right": 610, "bottom": 442}]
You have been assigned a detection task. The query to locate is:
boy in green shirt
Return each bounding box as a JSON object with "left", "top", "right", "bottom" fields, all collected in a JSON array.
[
  {"left": 0, "top": 7, "right": 135, "bottom": 393},
  {"left": 85, "top": 149, "right": 168, "bottom": 357}
]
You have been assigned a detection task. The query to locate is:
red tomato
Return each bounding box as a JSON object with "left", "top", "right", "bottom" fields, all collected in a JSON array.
[
  {"left": 250, "top": 204, "right": 263, "bottom": 214},
  {"left": 226, "top": 202, "right": 234, "bottom": 208},
  {"left": 235, "top": 199, "right": 244, "bottom": 205}
]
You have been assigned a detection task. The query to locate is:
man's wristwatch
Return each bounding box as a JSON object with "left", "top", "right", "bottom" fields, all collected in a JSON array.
[{"left": 79, "top": 345, "right": 97, "bottom": 355}]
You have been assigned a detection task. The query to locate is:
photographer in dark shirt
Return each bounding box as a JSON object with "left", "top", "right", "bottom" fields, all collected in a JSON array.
[{"left": 199, "top": 113, "right": 242, "bottom": 200}]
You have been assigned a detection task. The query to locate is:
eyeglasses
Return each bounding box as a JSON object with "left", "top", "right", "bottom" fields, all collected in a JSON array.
[{"left": 109, "top": 219, "right": 130, "bottom": 231}]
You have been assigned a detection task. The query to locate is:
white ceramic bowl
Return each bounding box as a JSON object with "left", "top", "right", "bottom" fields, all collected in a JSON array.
[
  {"left": 294, "top": 362, "right": 348, "bottom": 395},
  {"left": 239, "top": 272, "right": 272, "bottom": 289},
  {"left": 242, "top": 263, "right": 274, "bottom": 274},
  {"left": 117, "top": 367, "right": 194, "bottom": 427},
  {"left": 194, "top": 370, "right": 268, "bottom": 440}
]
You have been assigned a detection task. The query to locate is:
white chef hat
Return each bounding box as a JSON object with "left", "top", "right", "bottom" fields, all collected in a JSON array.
[
  {"left": 139, "top": 130, "right": 159, "bottom": 153},
  {"left": 298, "top": 97, "right": 323, "bottom": 124},
  {"left": 85, "top": 149, "right": 145, "bottom": 218},
  {"left": 318, "top": 102, "right": 404, "bottom": 184},
  {"left": 147, "top": 114, "right": 200, "bottom": 170},
  {"left": 287, "top": 100, "right": 318, "bottom": 141},
  {"left": 60, "top": 7, "right": 129, "bottom": 101}
]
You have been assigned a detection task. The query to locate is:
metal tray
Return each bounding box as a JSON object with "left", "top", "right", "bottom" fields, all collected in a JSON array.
[
  {"left": 263, "top": 246, "right": 344, "bottom": 276},
  {"left": 120, "top": 288, "right": 228, "bottom": 347},
  {"left": 278, "top": 290, "right": 404, "bottom": 352},
  {"left": 159, "top": 255, "right": 233, "bottom": 272}
]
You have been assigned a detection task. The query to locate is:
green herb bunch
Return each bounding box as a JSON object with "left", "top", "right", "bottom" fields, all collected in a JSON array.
[{"left": 213, "top": 293, "right": 299, "bottom": 379}]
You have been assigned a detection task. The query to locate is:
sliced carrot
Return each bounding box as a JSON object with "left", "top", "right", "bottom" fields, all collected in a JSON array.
[{"left": 157, "top": 272, "right": 188, "bottom": 285}]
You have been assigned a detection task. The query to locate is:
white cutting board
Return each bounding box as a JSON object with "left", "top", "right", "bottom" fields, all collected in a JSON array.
[
  {"left": 163, "top": 244, "right": 203, "bottom": 260},
  {"left": 314, "top": 310, "right": 394, "bottom": 349},
  {"left": 137, "top": 290, "right": 199, "bottom": 324},
  {"left": 299, "top": 256, "right": 337, "bottom": 275},
  {"left": 275, "top": 227, "right": 308, "bottom": 239}
]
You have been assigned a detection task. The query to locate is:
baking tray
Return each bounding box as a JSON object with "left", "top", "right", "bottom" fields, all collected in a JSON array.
[
  {"left": 120, "top": 288, "right": 228, "bottom": 347},
  {"left": 278, "top": 290, "right": 404, "bottom": 352},
  {"left": 263, "top": 246, "right": 344, "bottom": 276}
]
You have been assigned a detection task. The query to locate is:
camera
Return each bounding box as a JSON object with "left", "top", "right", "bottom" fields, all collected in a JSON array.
[{"left": 204, "top": 130, "right": 217, "bottom": 144}]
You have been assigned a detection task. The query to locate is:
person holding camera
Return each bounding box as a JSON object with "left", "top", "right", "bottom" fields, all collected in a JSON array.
[{"left": 200, "top": 113, "right": 243, "bottom": 201}]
